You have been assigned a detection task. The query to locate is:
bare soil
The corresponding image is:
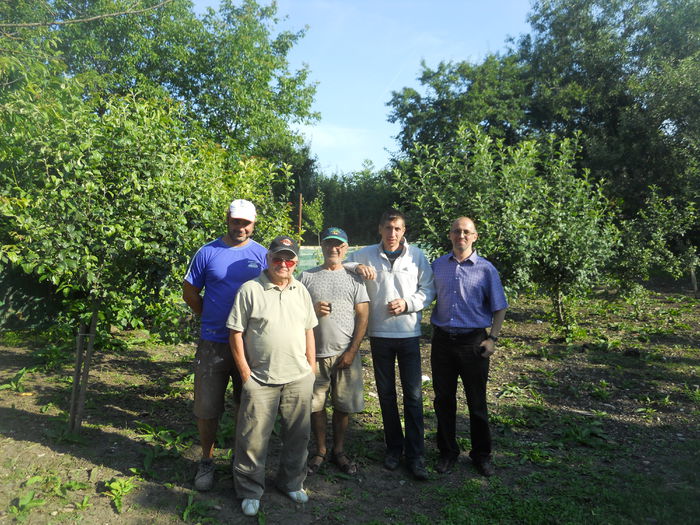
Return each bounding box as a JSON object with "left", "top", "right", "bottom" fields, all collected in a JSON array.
[{"left": 0, "top": 282, "right": 698, "bottom": 524}]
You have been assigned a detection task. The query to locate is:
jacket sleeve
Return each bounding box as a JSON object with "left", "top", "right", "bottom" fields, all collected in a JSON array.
[{"left": 404, "top": 248, "right": 436, "bottom": 313}]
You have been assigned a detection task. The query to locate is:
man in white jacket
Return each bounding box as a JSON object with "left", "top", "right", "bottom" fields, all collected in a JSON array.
[{"left": 348, "top": 209, "right": 435, "bottom": 479}]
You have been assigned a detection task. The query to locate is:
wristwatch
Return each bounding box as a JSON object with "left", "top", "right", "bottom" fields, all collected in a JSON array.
[{"left": 486, "top": 334, "right": 499, "bottom": 342}]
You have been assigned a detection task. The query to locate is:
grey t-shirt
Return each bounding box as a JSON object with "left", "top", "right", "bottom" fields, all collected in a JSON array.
[{"left": 300, "top": 267, "right": 369, "bottom": 358}]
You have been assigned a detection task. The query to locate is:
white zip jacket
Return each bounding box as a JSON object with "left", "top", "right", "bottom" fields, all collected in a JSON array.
[{"left": 348, "top": 241, "right": 435, "bottom": 338}]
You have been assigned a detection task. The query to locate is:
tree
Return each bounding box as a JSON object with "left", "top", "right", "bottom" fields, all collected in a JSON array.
[
  {"left": 392, "top": 127, "right": 619, "bottom": 324},
  {"left": 0, "top": 66, "right": 293, "bottom": 429},
  {"left": 518, "top": 0, "right": 700, "bottom": 209},
  {"left": 38, "top": 0, "right": 318, "bottom": 161},
  {"left": 314, "top": 163, "right": 398, "bottom": 246},
  {"left": 388, "top": 54, "right": 529, "bottom": 153},
  {"left": 388, "top": 0, "right": 699, "bottom": 286}
]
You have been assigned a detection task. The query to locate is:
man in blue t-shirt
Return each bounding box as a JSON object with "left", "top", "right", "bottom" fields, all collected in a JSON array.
[{"left": 182, "top": 199, "right": 267, "bottom": 491}]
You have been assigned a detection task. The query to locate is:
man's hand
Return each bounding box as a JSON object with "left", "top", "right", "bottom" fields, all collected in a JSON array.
[
  {"left": 315, "top": 301, "right": 332, "bottom": 317},
  {"left": 479, "top": 338, "right": 496, "bottom": 358},
  {"left": 336, "top": 350, "right": 356, "bottom": 369},
  {"left": 239, "top": 368, "right": 252, "bottom": 383},
  {"left": 355, "top": 264, "right": 376, "bottom": 281},
  {"left": 387, "top": 298, "right": 407, "bottom": 316}
]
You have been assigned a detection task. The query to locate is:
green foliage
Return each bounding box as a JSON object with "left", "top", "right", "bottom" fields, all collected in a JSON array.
[
  {"left": 40, "top": 0, "right": 318, "bottom": 160},
  {"left": 553, "top": 418, "right": 611, "bottom": 448},
  {"left": 613, "top": 188, "right": 697, "bottom": 285},
  {"left": 7, "top": 490, "right": 46, "bottom": 522},
  {"left": 389, "top": 0, "right": 700, "bottom": 268},
  {"left": 134, "top": 421, "right": 195, "bottom": 452},
  {"left": 103, "top": 476, "right": 138, "bottom": 514},
  {"left": 1, "top": 0, "right": 308, "bottom": 343},
  {"left": 300, "top": 191, "right": 325, "bottom": 244},
  {"left": 392, "top": 126, "right": 618, "bottom": 323},
  {"left": 315, "top": 162, "right": 398, "bottom": 245},
  {"left": 0, "top": 367, "right": 30, "bottom": 392},
  {"left": 181, "top": 493, "right": 216, "bottom": 523},
  {"left": 0, "top": 76, "right": 293, "bottom": 337},
  {"left": 682, "top": 384, "right": 700, "bottom": 404},
  {"left": 388, "top": 53, "right": 529, "bottom": 152}
]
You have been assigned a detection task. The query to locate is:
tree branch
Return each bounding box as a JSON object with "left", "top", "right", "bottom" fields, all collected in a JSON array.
[{"left": 0, "top": 0, "right": 174, "bottom": 28}]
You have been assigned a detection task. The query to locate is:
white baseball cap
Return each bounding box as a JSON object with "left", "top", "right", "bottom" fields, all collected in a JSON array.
[{"left": 228, "top": 199, "right": 256, "bottom": 222}]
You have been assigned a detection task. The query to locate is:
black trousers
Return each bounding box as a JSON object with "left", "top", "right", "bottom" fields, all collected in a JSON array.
[{"left": 430, "top": 326, "right": 491, "bottom": 462}]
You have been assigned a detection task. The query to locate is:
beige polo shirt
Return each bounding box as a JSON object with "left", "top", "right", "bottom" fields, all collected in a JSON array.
[{"left": 227, "top": 271, "right": 318, "bottom": 385}]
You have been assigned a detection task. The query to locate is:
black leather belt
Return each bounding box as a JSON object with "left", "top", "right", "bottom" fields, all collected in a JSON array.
[{"left": 433, "top": 325, "right": 484, "bottom": 338}]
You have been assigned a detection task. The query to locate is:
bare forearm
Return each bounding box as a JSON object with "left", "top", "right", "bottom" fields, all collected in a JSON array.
[
  {"left": 182, "top": 282, "right": 203, "bottom": 316},
  {"left": 229, "top": 331, "right": 251, "bottom": 382},
  {"left": 305, "top": 329, "right": 316, "bottom": 373},
  {"left": 490, "top": 309, "right": 507, "bottom": 338},
  {"left": 347, "top": 303, "right": 369, "bottom": 355}
]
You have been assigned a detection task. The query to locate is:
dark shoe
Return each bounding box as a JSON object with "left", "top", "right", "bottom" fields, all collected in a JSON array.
[
  {"left": 436, "top": 455, "right": 458, "bottom": 474},
  {"left": 474, "top": 458, "right": 495, "bottom": 477},
  {"left": 383, "top": 453, "right": 400, "bottom": 471},
  {"left": 409, "top": 457, "right": 428, "bottom": 480}
]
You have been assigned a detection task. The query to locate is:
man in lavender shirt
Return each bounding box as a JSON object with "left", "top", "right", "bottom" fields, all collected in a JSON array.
[{"left": 430, "top": 217, "right": 507, "bottom": 477}]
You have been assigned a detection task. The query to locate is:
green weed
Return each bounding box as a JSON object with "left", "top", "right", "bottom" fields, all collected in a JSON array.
[
  {"left": 0, "top": 367, "right": 30, "bottom": 392},
  {"left": 8, "top": 491, "right": 46, "bottom": 522},
  {"left": 103, "top": 476, "right": 138, "bottom": 513},
  {"left": 497, "top": 383, "right": 528, "bottom": 399},
  {"left": 682, "top": 384, "right": 700, "bottom": 404},
  {"left": 554, "top": 419, "right": 610, "bottom": 448},
  {"left": 130, "top": 444, "right": 174, "bottom": 478},
  {"left": 39, "top": 402, "right": 58, "bottom": 414},
  {"left": 134, "top": 421, "right": 194, "bottom": 452},
  {"left": 216, "top": 412, "right": 236, "bottom": 449},
  {"left": 520, "top": 444, "right": 554, "bottom": 465},
  {"left": 590, "top": 380, "right": 612, "bottom": 400},
  {"left": 26, "top": 474, "right": 89, "bottom": 498},
  {"left": 181, "top": 493, "right": 216, "bottom": 523},
  {"left": 33, "top": 342, "right": 73, "bottom": 370},
  {"left": 74, "top": 495, "right": 92, "bottom": 511},
  {"left": 635, "top": 406, "right": 658, "bottom": 420}
]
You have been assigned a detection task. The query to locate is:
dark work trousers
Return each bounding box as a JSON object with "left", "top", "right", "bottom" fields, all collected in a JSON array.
[
  {"left": 369, "top": 336, "right": 424, "bottom": 461},
  {"left": 430, "top": 326, "right": 491, "bottom": 463}
]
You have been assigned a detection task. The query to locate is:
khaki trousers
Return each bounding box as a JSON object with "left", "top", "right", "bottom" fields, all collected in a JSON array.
[{"left": 233, "top": 372, "right": 315, "bottom": 499}]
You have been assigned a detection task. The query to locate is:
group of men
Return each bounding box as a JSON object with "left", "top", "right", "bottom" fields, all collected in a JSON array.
[{"left": 183, "top": 199, "right": 507, "bottom": 517}]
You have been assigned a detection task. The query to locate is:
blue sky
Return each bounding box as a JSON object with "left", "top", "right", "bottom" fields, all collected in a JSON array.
[{"left": 193, "top": 1, "right": 533, "bottom": 174}]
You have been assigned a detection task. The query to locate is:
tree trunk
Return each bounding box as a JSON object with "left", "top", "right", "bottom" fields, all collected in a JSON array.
[
  {"left": 553, "top": 284, "right": 566, "bottom": 326},
  {"left": 68, "top": 305, "right": 99, "bottom": 434},
  {"left": 68, "top": 322, "right": 86, "bottom": 432},
  {"left": 690, "top": 264, "right": 698, "bottom": 298}
]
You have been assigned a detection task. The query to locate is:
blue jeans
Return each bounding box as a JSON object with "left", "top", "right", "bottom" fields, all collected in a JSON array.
[{"left": 369, "top": 337, "right": 424, "bottom": 461}]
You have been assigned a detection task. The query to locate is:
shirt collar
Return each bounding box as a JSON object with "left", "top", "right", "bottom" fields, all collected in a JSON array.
[
  {"left": 376, "top": 239, "right": 409, "bottom": 257},
  {"left": 261, "top": 271, "right": 297, "bottom": 290},
  {"left": 449, "top": 250, "right": 478, "bottom": 265}
]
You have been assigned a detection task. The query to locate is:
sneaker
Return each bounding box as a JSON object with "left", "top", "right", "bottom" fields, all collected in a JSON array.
[
  {"left": 194, "top": 459, "right": 215, "bottom": 491},
  {"left": 241, "top": 498, "right": 260, "bottom": 516},
  {"left": 383, "top": 453, "right": 401, "bottom": 471},
  {"left": 287, "top": 489, "right": 309, "bottom": 504},
  {"left": 474, "top": 458, "right": 495, "bottom": 477},
  {"left": 409, "top": 457, "right": 428, "bottom": 481}
]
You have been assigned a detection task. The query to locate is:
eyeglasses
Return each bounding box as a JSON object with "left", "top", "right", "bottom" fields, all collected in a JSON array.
[
  {"left": 272, "top": 257, "right": 297, "bottom": 268},
  {"left": 450, "top": 229, "right": 476, "bottom": 236}
]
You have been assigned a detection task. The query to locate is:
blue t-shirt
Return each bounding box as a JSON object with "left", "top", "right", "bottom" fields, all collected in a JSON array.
[{"left": 185, "top": 238, "right": 267, "bottom": 343}]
